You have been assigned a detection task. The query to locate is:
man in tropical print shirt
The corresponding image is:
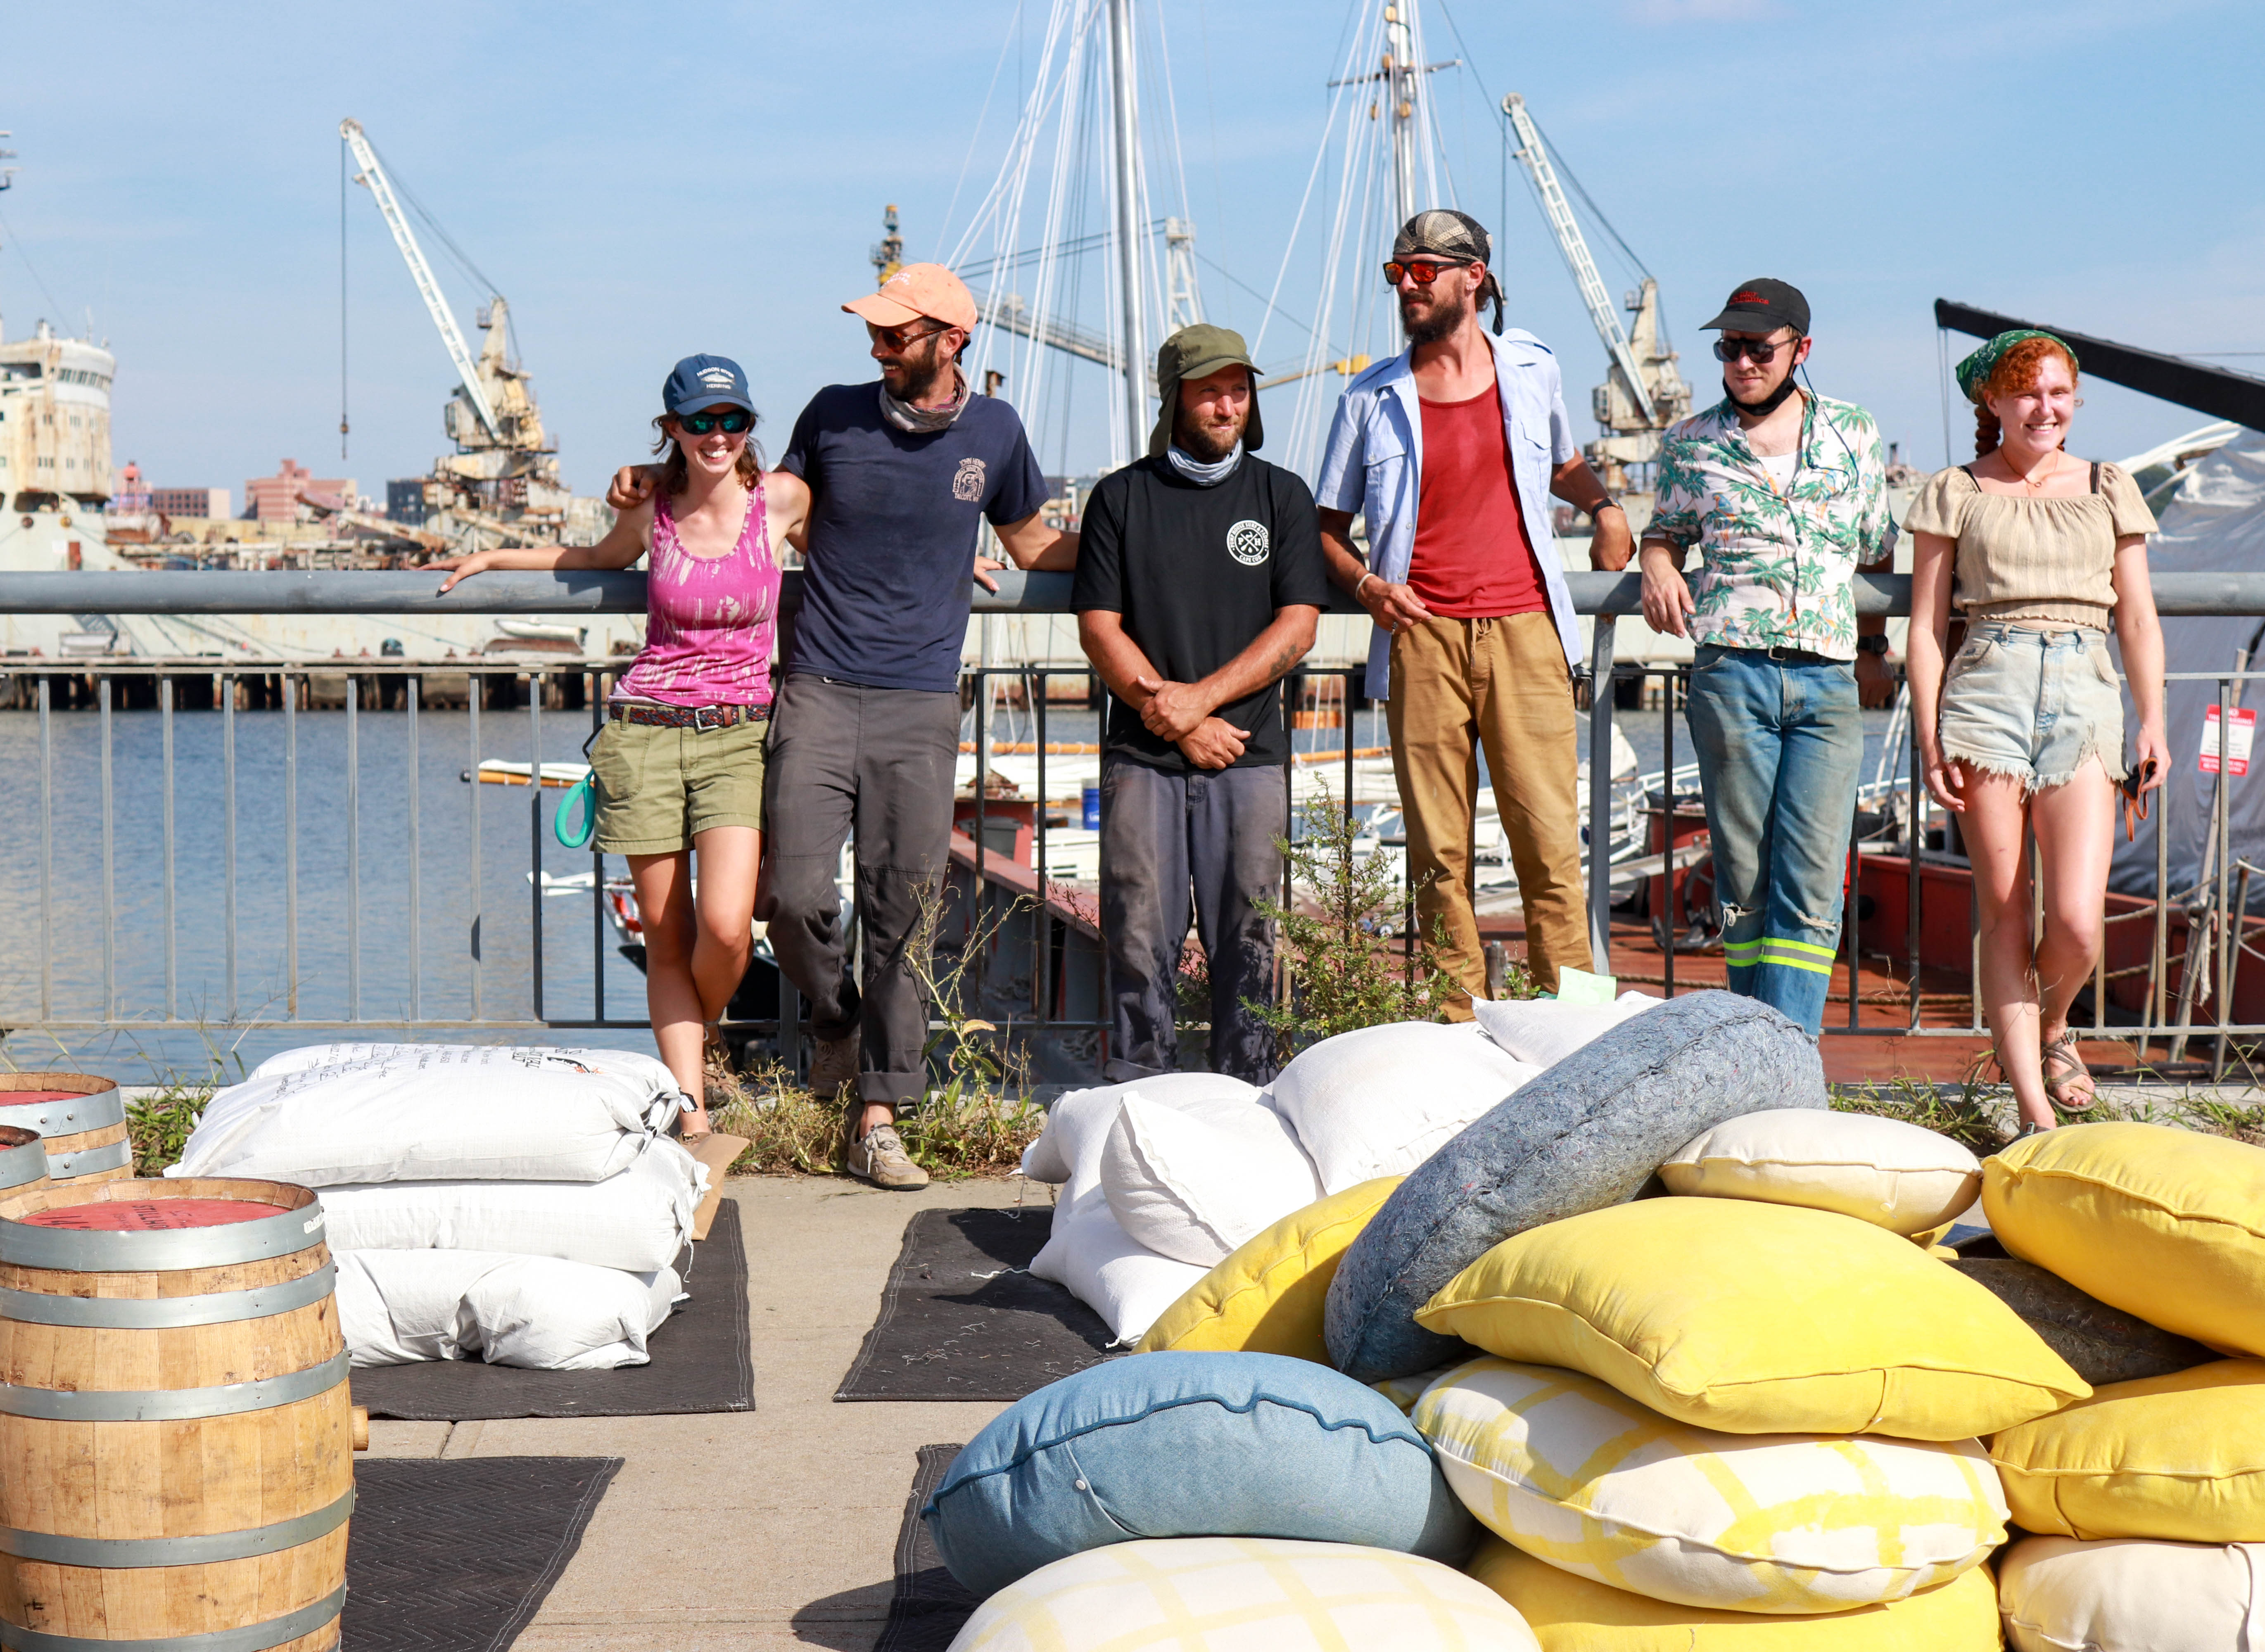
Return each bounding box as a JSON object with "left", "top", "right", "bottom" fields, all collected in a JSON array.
[{"left": 1638, "top": 278, "right": 1895, "bottom": 1035}]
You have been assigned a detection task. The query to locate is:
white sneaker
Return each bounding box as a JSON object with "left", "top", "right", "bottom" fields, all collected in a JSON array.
[{"left": 846, "top": 1123, "right": 928, "bottom": 1190}]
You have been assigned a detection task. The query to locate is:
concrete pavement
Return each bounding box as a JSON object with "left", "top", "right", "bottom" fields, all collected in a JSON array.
[{"left": 363, "top": 1174, "right": 1051, "bottom": 1650}]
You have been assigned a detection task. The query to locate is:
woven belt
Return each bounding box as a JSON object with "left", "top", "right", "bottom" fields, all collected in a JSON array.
[{"left": 610, "top": 702, "right": 770, "bottom": 730}]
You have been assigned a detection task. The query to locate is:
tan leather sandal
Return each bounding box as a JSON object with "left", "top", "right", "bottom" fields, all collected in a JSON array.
[{"left": 2039, "top": 1034, "right": 2100, "bottom": 1114}]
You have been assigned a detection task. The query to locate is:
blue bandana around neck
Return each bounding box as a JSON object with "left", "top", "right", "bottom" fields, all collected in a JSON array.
[{"left": 1165, "top": 441, "right": 1244, "bottom": 486}]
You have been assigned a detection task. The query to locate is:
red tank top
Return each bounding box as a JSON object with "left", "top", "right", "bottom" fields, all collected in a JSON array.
[{"left": 1406, "top": 386, "right": 1546, "bottom": 619}]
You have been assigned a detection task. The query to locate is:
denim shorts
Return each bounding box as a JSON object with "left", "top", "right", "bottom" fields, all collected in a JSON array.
[{"left": 1939, "top": 621, "right": 2126, "bottom": 790}]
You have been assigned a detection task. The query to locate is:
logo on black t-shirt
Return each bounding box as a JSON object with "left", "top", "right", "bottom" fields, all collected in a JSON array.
[
  {"left": 952, "top": 457, "right": 987, "bottom": 502},
  {"left": 1225, "top": 518, "right": 1270, "bottom": 566}
]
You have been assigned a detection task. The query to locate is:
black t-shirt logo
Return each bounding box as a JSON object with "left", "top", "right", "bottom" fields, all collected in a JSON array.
[
  {"left": 952, "top": 457, "right": 988, "bottom": 502},
  {"left": 1225, "top": 518, "right": 1270, "bottom": 566}
]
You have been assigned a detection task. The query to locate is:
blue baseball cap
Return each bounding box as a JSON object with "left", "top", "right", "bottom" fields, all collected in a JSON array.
[{"left": 662, "top": 354, "right": 752, "bottom": 417}]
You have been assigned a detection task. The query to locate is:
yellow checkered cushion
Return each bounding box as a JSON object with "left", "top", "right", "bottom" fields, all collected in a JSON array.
[
  {"left": 1414, "top": 1359, "right": 2006, "bottom": 1614},
  {"left": 947, "top": 1536, "right": 1541, "bottom": 1650}
]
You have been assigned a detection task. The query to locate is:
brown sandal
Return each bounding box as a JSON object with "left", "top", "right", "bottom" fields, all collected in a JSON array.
[{"left": 2039, "top": 1034, "right": 2099, "bottom": 1114}]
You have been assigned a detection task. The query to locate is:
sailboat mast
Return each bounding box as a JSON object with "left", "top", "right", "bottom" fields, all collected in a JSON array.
[
  {"left": 1107, "top": 0, "right": 1149, "bottom": 463},
  {"left": 1386, "top": 2, "right": 1418, "bottom": 225}
]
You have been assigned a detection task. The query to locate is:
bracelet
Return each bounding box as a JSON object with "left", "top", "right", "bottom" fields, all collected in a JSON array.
[
  {"left": 1354, "top": 572, "right": 1377, "bottom": 600},
  {"left": 1588, "top": 498, "right": 1623, "bottom": 515}
]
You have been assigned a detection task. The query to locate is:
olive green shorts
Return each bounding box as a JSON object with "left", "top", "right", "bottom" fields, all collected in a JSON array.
[{"left": 588, "top": 714, "right": 767, "bottom": 855}]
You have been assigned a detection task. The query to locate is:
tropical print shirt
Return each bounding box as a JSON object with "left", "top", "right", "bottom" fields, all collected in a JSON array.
[{"left": 1648, "top": 391, "right": 1897, "bottom": 659}]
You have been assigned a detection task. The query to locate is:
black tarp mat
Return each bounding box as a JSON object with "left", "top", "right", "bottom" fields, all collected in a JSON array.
[
  {"left": 344, "top": 1455, "right": 621, "bottom": 1652},
  {"left": 874, "top": 1443, "right": 979, "bottom": 1652},
  {"left": 836, "top": 1206, "right": 1122, "bottom": 1402},
  {"left": 350, "top": 1199, "right": 754, "bottom": 1420}
]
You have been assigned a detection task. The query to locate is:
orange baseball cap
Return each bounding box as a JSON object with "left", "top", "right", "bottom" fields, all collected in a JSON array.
[{"left": 843, "top": 262, "right": 979, "bottom": 333}]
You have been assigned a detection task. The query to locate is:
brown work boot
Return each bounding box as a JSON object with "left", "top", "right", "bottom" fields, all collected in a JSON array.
[
  {"left": 807, "top": 1032, "right": 858, "bottom": 1099},
  {"left": 845, "top": 1122, "right": 929, "bottom": 1191}
]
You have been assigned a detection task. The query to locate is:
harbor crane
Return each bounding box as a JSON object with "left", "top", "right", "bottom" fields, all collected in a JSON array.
[
  {"left": 1503, "top": 93, "right": 1689, "bottom": 494},
  {"left": 340, "top": 117, "right": 584, "bottom": 547}
]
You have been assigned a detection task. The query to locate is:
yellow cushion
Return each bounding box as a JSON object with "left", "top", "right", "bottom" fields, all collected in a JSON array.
[
  {"left": 1135, "top": 1177, "right": 1402, "bottom": 1360},
  {"left": 1985, "top": 1121, "right": 2265, "bottom": 1355},
  {"left": 955, "top": 1536, "right": 1542, "bottom": 1650},
  {"left": 1414, "top": 1198, "right": 2087, "bottom": 1439},
  {"left": 1370, "top": 1363, "right": 1461, "bottom": 1416},
  {"left": 1469, "top": 1537, "right": 2002, "bottom": 1649},
  {"left": 1988, "top": 1358, "right": 2265, "bottom": 1541},
  {"left": 1415, "top": 1358, "right": 2006, "bottom": 1613}
]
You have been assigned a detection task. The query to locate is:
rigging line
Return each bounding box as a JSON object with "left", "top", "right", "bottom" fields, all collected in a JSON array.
[
  {"left": 366, "top": 135, "right": 502, "bottom": 297},
  {"left": 1525, "top": 110, "right": 1652, "bottom": 282},
  {"left": 940, "top": 0, "right": 1026, "bottom": 257},
  {"left": 952, "top": 0, "right": 1083, "bottom": 268},
  {"left": 340, "top": 136, "right": 349, "bottom": 460},
  {"left": 1194, "top": 252, "right": 1320, "bottom": 342},
  {"left": 1252, "top": 0, "right": 1370, "bottom": 359},
  {"left": 0, "top": 203, "right": 66, "bottom": 321},
  {"left": 1196, "top": 0, "right": 1227, "bottom": 322}
]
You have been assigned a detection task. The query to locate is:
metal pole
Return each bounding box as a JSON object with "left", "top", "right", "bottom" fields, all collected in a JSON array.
[
  {"left": 37, "top": 676, "right": 50, "bottom": 1024},
  {"left": 100, "top": 675, "right": 113, "bottom": 1023},
  {"left": 347, "top": 676, "right": 360, "bottom": 1023},
  {"left": 224, "top": 674, "right": 237, "bottom": 1021},
  {"left": 285, "top": 673, "right": 298, "bottom": 1019},
  {"left": 1035, "top": 667, "right": 1050, "bottom": 1021},
  {"left": 2217, "top": 701, "right": 2235, "bottom": 1078},
  {"left": 529, "top": 674, "right": 544, "bottom": 1023},
  {"left": 408, "top": 674, "right": 422, "bottom": 1023},
  {"left": 2151, "top": 775, "right": 2170, "bottom": 1060},
  {"left": 1106, "top": 0, "right": 1149, "bottom": 467},
  {"left": 469, "top": 677, "right": 482, "bottom": 1020},
  {"left": 162, "top": 676, "right": 176, "bottom": 1020},
  {"left": 1660, "top": 669, "right": 1674, "bottom": 1000},
  {"left": 1906, "top": 669, "right": 1922, "bottom": 1032},
  {"left": 1386, "top": 0, "right": 1417, "bottom": 225},
  {"left": 1584, "top": 617, "right": 1617, "bottom": 970},
  {"left": 591, "top": 677, "right": 606, "bottom": 1025}
]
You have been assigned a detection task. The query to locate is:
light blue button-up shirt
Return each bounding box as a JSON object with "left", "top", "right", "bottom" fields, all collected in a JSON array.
[{"left": 1315, "top": 328, "right": 1583, "bottom": 700}]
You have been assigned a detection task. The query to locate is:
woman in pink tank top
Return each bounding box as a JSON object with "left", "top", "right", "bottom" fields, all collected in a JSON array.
[{"left": 436, "top": 354, "right": 811, "bottom": 1137}]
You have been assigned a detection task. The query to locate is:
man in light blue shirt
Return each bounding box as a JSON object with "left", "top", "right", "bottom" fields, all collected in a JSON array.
[{"left": 1315, "top": 210, "right": 1630, "bottom": 1009}]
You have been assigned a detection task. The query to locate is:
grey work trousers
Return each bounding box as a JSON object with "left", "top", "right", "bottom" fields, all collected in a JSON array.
[
  {"left": 762, "top": 674, "right": 960, "bottom": 1106},
  {"left": 1098, "top": 754, "right": 1287, "bottom": 1086}
]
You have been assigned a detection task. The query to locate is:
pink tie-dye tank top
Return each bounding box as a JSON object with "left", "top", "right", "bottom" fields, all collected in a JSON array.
[{"left": 612, "top": 479, "right": 780, "bottom": 708}]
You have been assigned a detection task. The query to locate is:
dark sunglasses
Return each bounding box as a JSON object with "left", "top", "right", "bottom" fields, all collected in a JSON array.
[
  {"left": 1713, "top": 335, "right": 1799, "bottom": 364},
  {"left": 867, "top": 320, "right": 953, "bottom": 352},
  {"left": 1382, "top": 259, "right": 1471, "bottom": 288},
  {"left": 676, "top": 408, "right": 753, "bottom": 435}
]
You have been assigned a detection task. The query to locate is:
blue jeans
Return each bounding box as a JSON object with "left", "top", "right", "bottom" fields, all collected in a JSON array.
[
  {"left": 1098, "top": 756, "right": 1287, "bottom": 1085},
  {"left": 1686, "top": 646, "right": 1863, "bottom": 1035}
]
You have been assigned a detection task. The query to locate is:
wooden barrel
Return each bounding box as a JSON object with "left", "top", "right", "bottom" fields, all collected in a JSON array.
[
  {"left": 0, "top": 1075, "right": 133, "bottom": 1188},
  {"left": 0, "top": 1178, "right": 349, "bottom": 1652},
  {"left": 0, "top": 1129, "right": 48, "bottom": 1201}
]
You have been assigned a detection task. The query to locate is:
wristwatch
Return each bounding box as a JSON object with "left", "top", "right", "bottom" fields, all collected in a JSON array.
[
  {"left": 1588, "top": 497, "right": 1623, "bottom": 516},
  {"left": 1855, "top": 634, "right": 1891, "bottom": 655}
]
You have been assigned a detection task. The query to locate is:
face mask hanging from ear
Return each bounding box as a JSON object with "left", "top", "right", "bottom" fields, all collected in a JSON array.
[{"left": 1725, "top": 342, "right": 1802, "bottom": 418}]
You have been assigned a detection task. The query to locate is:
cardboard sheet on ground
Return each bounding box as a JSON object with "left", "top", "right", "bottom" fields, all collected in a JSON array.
[{"left": 689, "top": 1134, "right": 748, "bottom": 1240}]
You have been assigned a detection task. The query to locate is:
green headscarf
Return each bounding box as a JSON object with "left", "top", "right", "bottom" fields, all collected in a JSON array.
[{"left": 1955, "top": 329, "right": 2079, "bottom": 402}]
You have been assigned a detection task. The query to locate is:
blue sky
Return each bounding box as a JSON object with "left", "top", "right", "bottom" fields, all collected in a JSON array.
[{"left": 2, "top": 0, "right": 2258, "bottom": 504}]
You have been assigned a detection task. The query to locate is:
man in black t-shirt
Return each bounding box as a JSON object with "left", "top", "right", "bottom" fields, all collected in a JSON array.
[
  {"left": 1075, "top": 325, "right": 1328, "bottom": 1084},
  {"left": 611, "top": 264, "right": 1076, "bottom": 1189}
]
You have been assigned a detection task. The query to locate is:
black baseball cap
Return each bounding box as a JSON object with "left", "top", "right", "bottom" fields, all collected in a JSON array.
[
  {"left": 1700, "top": 278, "right": 1810, "bottom": 337},
  {"left": 662, "top": 354, "right": 753, "bottom": 417}
]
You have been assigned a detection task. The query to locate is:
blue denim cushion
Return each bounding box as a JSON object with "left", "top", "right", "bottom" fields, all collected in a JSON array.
[
  {"left": 1324, "top": 990, "right": 1827, "bottom": 1383},
  {"left": 921, "top": 1350, "right": 1474, "bottom": 1597}
]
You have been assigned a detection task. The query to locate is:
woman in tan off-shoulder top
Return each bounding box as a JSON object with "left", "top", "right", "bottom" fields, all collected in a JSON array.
[{"left": 1906, "top": 330, "right": 2166, "bottom": 1133}]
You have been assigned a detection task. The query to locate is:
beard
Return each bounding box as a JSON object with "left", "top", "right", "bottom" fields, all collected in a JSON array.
[
  {"left": 1401, "top": 288, "right": 1469, "bottom": 347},
  {"left": 892, "top": 339, "right": 958, "bottom": 404},
  {"left": 1173, "top": 408, "right": 1244, "bottom": 463}
]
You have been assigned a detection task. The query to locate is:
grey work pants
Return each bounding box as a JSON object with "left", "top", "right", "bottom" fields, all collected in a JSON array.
[
  {"left": 762, "top": 674, "right": 960, "bottom": 1106},
  {"left": 1098, "top": 754, "right": 1287, "bottom": 1086}
]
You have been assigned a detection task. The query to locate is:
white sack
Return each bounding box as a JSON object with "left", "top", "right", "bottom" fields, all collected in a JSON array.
[
  {"left": 317, "top": 1141, "right": 704, "bottom": 1273},
  {"left": 176, "top": 1042, "right": 682, "bottom": 1187},
  {"left": 1101, "top": 1093, "right": 1321, "bottom": 1267},
  {"left": 1999, "top": 1533, "right": 2265, "bottom": 1652},
  {"left": 1266, "top": 1021, "right": 1544, "bottom": 1192},
  {"left": 1019, "top": 1072, "right": 1259, "bottom": 1183},
  {"left": 1470, "top": 991, "right": 1662, "bottom": 1069},
  {"left": 335, "top": 1248, "right": 683, "bottom": 1370},
  {"left": 1027, "top": 1077, "right": 1237, "bottom": 1342},
  {"left": 1661, "top": 1107, "right": 1982, "bottom": 1235}
]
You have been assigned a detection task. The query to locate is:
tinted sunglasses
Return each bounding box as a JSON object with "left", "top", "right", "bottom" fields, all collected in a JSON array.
[
  {"left": 676, "top": 408, "right": 753, "bottom": 436},
  {"left": 1713, "top": 335, "right": 1798, "bottom": 364},
  {"left": 867, "top": 320, "right": 953, "bottom": 352},
  {"left": 1382, "top": 259, "right": 1471, "bottom": 288}
]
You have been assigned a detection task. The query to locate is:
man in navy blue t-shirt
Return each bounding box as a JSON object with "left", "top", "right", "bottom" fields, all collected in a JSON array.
[{"left": 613, "top": 263, "right": 1073, "bottom": 1188}]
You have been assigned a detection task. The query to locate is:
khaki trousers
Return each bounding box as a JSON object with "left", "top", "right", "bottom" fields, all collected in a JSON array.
[{"left": 1387, "top": 612, "right": 1593, "bottom": 1011}]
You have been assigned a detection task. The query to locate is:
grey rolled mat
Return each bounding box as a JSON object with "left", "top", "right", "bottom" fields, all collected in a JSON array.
[
  {"left": 1951, "top": 1257, "right": 2215, "bottom": 1386},
  {"left": 875, "top": 1443, "right": 981, "bottom": 1652},
  {"left": 1326, "top": 991, "right": 1826, "bottom": 1383},
  {"left": 344, "top": 1455, "right": 621, "bottom": 1652}
]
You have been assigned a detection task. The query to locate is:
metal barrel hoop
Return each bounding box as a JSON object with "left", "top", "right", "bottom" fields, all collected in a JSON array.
[
  {"left": 0, "top": 1262, "right": 338, "bottom": 1330},
  {"left": 0, "top": 1091, "right": 127, "bottom": 1137},
  {"left": 0, "top": 1140, "right": 49, "bottom": 1195},
  {"left": 0, "top": 1197, "right": 326, "bottom": 1273},
  {"left": 0, "top": 1488, "right": 354, "bottom": 1569},
  {"left": 43, "top": 1142, "right": 133, "bottom": 1181},
  {"left": 0, "top": 1349, "right": 351, "bottom": 1424},
  {"left": 0, "top": 1587, "right": 344, "bottom": 1652}
]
